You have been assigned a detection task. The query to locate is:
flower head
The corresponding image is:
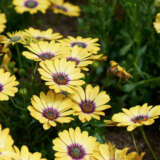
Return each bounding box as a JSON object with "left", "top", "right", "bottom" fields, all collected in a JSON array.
[
  {"left": 28, "top": 91, "right": 74, "bottom": 130},
  {"left": 13, "top": 0, "right": 50, "bottom": 14},
  {"left": 112, "top": 103, "right": 160, "bottom": 131},
  {"left": 24, "top": 27, "right": 62, "bottom": 42},
  {"left": 71, "top": 84, "right": 111, "bottom": 122},
  {"left": 153, "top": 13, "right": 160, "bottom": 33},
  {"left": 52, "top": 127, "right": 98, "bottom": 160},
  {"left": 108, "top": 60, "right": 131, "bottom": 81},
  {"left": 0, "top": 69, "right": 19, "bottom": 101},
  {"left": 38, "top": 58, "right": 85, "bottom": 93},
  {"left": 51, "top": 0, "right": 80, "bottom": 17},
  {"left": 91, "top": 142, "right": 145, "bottom": 160},
  {"left": 59, "top": 36, "right": 100, "bottom": 54},
  {"left": 23, "top": 40, "right": 63, "bottom": 61},
  {"left": 0, "top": 13, "right": 7, "bottom": 33}
]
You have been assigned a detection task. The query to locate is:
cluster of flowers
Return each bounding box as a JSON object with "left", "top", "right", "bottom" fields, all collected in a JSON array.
[{"left": 12, "top": 0, "right": 80, "bottom": 16}]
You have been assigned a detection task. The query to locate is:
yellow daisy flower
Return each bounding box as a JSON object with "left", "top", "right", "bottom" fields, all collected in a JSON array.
[
  {"left": 59, "top": 36, "right": 100, "bottom": 54},
  {"left": 52, "top": 127, "right": 98, "bottom": 160},
  {"left": 24, "top": 27, "right": 62, "bottom": 41},
  {"left": 153, "top": 13, "right": 160, "bottom": 33},
  {"left": 0, "top": 124, "right": 14, "bottom": 160},
  {"left": 13, "top": 0, "right": 50, "bottom": 14},
  {"left": 28, "top": 91, "right": 74, "bottom": 130},
  {"left": 38, "top": 58, "right": 85, "bottom": 93},
  {"left": 112, "top": 103, "right": 160, "bottom": 132},
  {"left": 71, "top": 84, "right": 111, "bottom": 122},
  {"left": 23, "top": 40, "right": 63, "bottom": 61},
  {"left": 0, "top": 13, "right": 7, "bottom": 33},
  {"left": 51, "top": 0, "right": 80, "bottom": 17},
  {"left": 12, "top": 145, "right": 47, "bottom": 160},
  {"left": 0, "top": 69, "right": 19, "bottom": 101},
  {"left": 63, "top": 46, "right": 99, "bottom": 71},
  {"left": 108, "top": 60, "right": 131, "bottom": 81},
  {"left": 91, "top": 142, "right": 145, "bottom": 160}
]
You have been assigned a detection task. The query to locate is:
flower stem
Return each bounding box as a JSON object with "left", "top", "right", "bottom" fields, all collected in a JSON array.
[
  {"left": 10, "top": 98, "right": 26, "bottom": 112},
  {"left": 31, "top": 62, "right": 38, "bottom": 86},
  {"left": 130, "top": 131, "right": 138, "bottom": 153},
  {"left": 16, "top": 45, "right": 22, "bottom": 68},
  {"left": 140, "top": 127, "right": 158, "bottom": 160}
]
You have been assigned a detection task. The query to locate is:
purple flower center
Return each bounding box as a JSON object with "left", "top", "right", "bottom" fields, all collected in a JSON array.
[
  {"left": 71, "top": 42, "right": 87, "bottom": 48},
  {"left": 132, "top": 115, "right": 148, "bottom": 123},
  {"left": 52, "top": 72, "right": 69, "bottom": 85},
  {"left": 54, "top": 5, "right": 68, "bottom": 12},
  {"left": 24, "top": 0, "right": 38, "bottom": 8},
  {"left": 68, "top": 143, "right": 86, "bottom": 159},
  {"left": 39, "top": 52, "right": 55, "bottom": 60},
  {"left": 80, "top": 100, "right": 96, "bottom": 113},
  {"left": 0, "top": 84, "right": 3, "bottom": 92},
  {"left": 66, "top": 57, "right": 80, "bottom": 65},
  {"left": 42, "top": 108, "right": 59, "bottom": 120}
]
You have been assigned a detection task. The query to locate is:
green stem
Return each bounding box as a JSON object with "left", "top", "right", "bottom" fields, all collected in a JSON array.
[
  {"left": 31, "top": 62, "right": 38, "bottom": 86},
  {"left": 10, "top": 98, "right": 25, "bottom": 112},
  {"left": 16, "top": 45, "right": 22, "bottom": 68},
  {"left": 130, "top": 132, "right": 138, "bottom": 153},
  {"left": 140, "top": 127, "right": 158, "bottom": 160}
]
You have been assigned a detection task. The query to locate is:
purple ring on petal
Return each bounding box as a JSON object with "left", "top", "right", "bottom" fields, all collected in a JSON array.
[
  {"left": 71, "top": 42, "right": 87, "bottom": 48},
  {"left": 42, "top": 107, "right": 59, "bottom": 121},
  {"left": 52, "top": 72, "right": 69, "bottom": 85},
  {"left": 79, "top": 100, "right": 96, "bottom": 114},
  {"left": 39, "top": 52, "right": 55, "bottom": 60},
  {"left": 67, "top": 143, "right": 86, "bottom": 159},
  {"left": 66, "top": 57, "right": 80, "bottom": 65},
  {"left": 0, "top": 84, "right": 3, "bottom": 92},
  {"left": 131, "top": 115, "right": 148, "bottom": 123},
  {"left": 24, "top": 0, "right": 38, "bottom": 8}
]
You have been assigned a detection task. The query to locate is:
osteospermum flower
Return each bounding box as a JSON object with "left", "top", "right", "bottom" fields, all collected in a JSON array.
[
  {"left": 0, "top": 69, "right": 19, "bottom": 101},
  {"left": 0, "top": 124, "right": 14, "bottom": 160},
  {"left": 12, "top": 145, "right": 47, "bottom": 160},
  {"left": 0, "top": 13, "right": 6, "bottom": 33},
  {"left": 112, "top": 103, "right": 160, "bottom": 131},
  {"left": 38, "top": 58, "right": 85, "bottom": 93},
  {"left": 53, "top": 127, "right": 98, "bottom": 160},
  {"left": 23, "top": 40, "right": 63, "bottom": 61},
  {"left": 153, "top": 13, "right": 160, "bottom": 33},
  {"left": 108, "top": 60, "right": 131, "bottom": 81},
  {"left": 91, "top": 142, "right": 145, "bottom": 160},
  {"left": 13, "top": 0, "right": 50, "bottom": 14},
  {"left": 71, "top": 84, "right": 111, "bottom": 122},
  {"left": 59, "top": 36, "right": 100, "bottom": 54},
  {"left": 28, "top": 91, "right": 74, "bottom": 130},
  {"left": 24, "top": 27, "right": 62, "bottom": 41},
  {"left": 51, "top": 0, "right": 80, "bottom": 17}
]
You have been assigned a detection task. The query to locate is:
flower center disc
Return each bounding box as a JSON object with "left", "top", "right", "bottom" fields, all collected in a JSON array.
[
  {"left": 0, "top": 84, "right": 3, "bottom": 92},
  {"left": 55, "top": 5, "right": 68, "bottom": 12},
  {"left": 42, "top": 108, "right": 59, "bottom": 120},
  {"left": 68, "top": 144, "right": 85, "bottom": 159},
  {"left": 53, "top": 73, "right": 69, "bottom": 85},
  {"left": 10, "top": 36, "right": 21, "bottom": 42},
  {"left": 25, "top": 0, "right": 38, "bottom": 8},
  {"left": 132, "top": 115, "right": 148, "bottom": 123},
  {"left": 80, "top": 100, "right": 95, "bottom": 113},
  {"left": 39, "top": 52, "right": 55, "bottom": 60},
  {"left": 71, "top": 42, "right": 87, "bottom": 48},
  {"left": 67, "top": 57, "right": 80, "bottom": 65}
]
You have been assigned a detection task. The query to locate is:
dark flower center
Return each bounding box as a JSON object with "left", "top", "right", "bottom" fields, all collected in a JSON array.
[
  {"left": 52, "top": 73, "right": 69, "bottom": 85},
  {"left": 39, "top": 52, "right": 55, "bottom": 60},
  {"left": 71, "top": 42, "right": 87, "bottom": 48},
  {"left": 80, "top": 100, "right": 96, "bottom": 113},
  {"left": 0, "top": 84, "right": 3, "bottom": 92},
  {"left": 24, "top": 0, "right": 38, "bottom": 8},
  {"left": 132, "top": 115, "right": 148, "bottom": 123},
  {"left": 10, "top": 36, "right": 21, "bottom": 42},
  {"left": 42, "top": 108, "right": 59, "bottom": 120},
  {"left": 68, "top": 144, "right": 85, "bottom": 159},
  {"left": 66, "top": 57, "right": 80, "bottom": 65},
  {"left": 54, "top": 5, "right": 68, "bottom": 12}
]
